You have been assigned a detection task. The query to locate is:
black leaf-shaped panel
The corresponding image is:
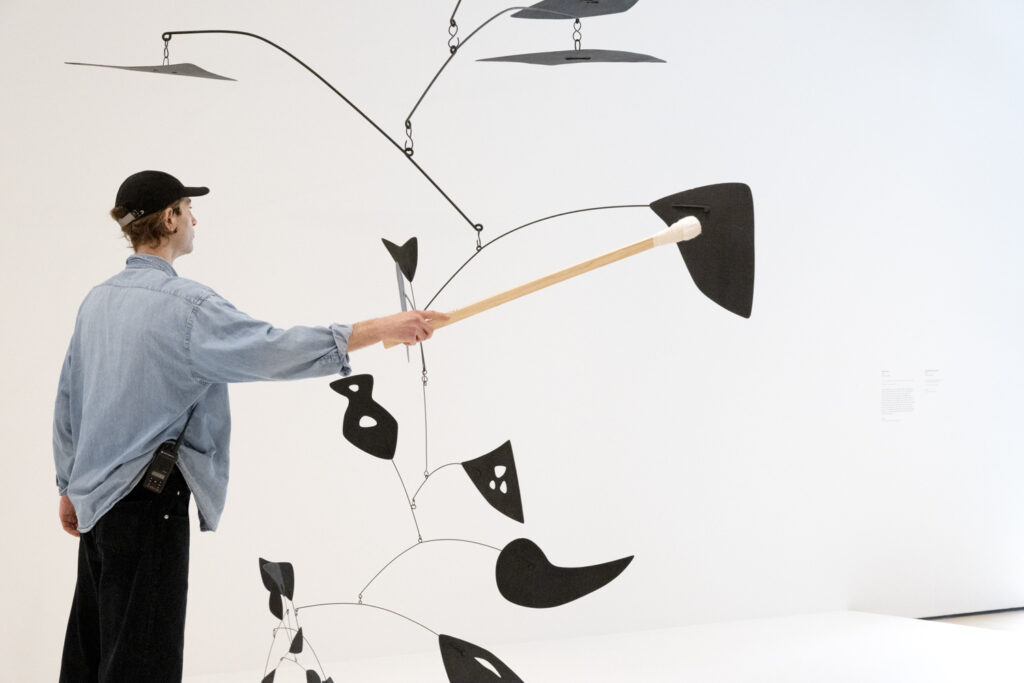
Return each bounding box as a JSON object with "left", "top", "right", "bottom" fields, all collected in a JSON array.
[
  {"left": 439, "top": 634, "right": 524, "bottom": 683},
  {"left": 382, "top": 237, "right": 419, "bottom": 282},
  {"left": 330, "top": 375, "right": 399, "bottom": 460},
  {"left": 290, "top": 628, "right": 304, "bottom": 654},
  {"left": 258, "top": 558, "right": 295, "bottom": 600},
  {"left": 496, "top": 538, "right": 633, "bottom": 608},
  {"left": 462, "top": 441, "right": 524, "bottom": 523},
  {"left": 650, "top": 183, "right": 755, "bottom": 318},
  {"left": 268, "top": 588, "right": 283, "bottom": 620}
]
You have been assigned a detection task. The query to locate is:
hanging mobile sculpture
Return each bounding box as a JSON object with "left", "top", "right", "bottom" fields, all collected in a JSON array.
[{"left": 68, "top": 2, "right": 756, "bottom": 679}]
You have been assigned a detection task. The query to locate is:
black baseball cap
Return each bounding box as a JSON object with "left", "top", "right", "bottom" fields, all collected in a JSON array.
[{"left": 115, "top": 170, "right": 209, "bottom": 227}]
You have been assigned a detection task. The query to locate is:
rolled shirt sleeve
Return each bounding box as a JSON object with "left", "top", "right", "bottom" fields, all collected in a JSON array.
[
  {"left": 53, "top": 347, "right": 74, "bottom": 495},
  {"left": 186, "top": 294, "right": 352, "bottom": 384}
]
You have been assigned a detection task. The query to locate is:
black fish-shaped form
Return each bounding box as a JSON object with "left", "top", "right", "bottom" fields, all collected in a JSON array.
[
  {"left": 512, "top": 0, "right": 640, "bottom": 19},
  {"left": 438, "top": 634, "right": 524, "bottom": 683},
  {"left": 649, "top": 183, "right": 755, "bottom": 318},
  {"left": 381, "top": 237, "right": 419, "bottom": 282},
  {"left": 330, "top": 375, "right": 399, "bottom": 460},
  {"left": 496, "top": 538, "right": 633, "bottom": 608},
  {"left": 65, "top": 61, "right": 236, "bottom": 81},
  {"left": 479, "top": 49, "right": 663, "bottom": 66},
  {"left": 462, "top": 441, "right": 524, "bottom": 523}
]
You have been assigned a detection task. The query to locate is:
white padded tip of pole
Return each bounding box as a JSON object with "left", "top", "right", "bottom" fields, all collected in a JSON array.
[{"left": 652, "top": 216, "right": 702, "bottom": 246}]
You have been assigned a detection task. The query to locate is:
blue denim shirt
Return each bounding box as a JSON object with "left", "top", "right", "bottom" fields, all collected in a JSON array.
[{"left": 53, "top": 254, "right": 352, "bottom": 532}]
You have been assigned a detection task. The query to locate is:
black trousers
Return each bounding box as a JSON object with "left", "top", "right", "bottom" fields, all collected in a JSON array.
[{"left": 60, "top": 468, "right": 191, "bottom": 683}]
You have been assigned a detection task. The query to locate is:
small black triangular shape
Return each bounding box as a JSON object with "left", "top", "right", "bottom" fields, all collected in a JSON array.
[
  {"left": 261, "top": 671, "right": 276, "bottom": 683},
  {"left": 290, "top": 627, "right": 304, "bottom": 654},
  {"left": 382, "top": 237, "right": 419, "bottom": 282}
]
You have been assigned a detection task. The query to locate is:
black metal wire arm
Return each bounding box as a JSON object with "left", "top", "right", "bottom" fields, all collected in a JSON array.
[
  {"left": 405, "top": 6, "right": 576, "bottom": 127},
  {"left": 161, "top": 29, "right": 479, "bottom": 232}
]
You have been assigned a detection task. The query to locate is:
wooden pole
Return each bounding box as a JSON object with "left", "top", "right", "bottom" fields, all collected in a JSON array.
[{"left": 383, "top": 216, "right": 701, "bottom": 348}]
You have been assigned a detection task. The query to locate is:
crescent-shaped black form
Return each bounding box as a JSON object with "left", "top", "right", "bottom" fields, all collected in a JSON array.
[
  {"left": 650, "top": 183, "right": 755, "bottom": 318},
  {"left": 461, "top": 441, "right": 524, "bottom": 523},
  {"left": 479, "top": 49, "right": 664, "bottom": 65},
  {"left": 496, "top": 538, "right": 633, "bottom": 608},
  {"left": 64, "top": 61, "right": 236, "bottom": 80},
  {"left": 382, "top": 237, "right": 419, "bottom": 282},
  {"left": 512, "top": 0, "right": 641, "bottom": 19},
  {"left": 438, "top": 634, "right": 524, "bottom": 683},
  {"left": 330, "top": 375, "right": 399, "bottom": 460}
]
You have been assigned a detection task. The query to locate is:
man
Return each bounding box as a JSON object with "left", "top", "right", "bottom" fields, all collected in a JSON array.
[{"left": 54, "top": 170, "right": 446, "bottom": 681}]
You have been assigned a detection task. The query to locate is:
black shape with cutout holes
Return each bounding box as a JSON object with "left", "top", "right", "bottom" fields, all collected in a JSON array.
[
  {"left": 439, "top": 634, "right": 524, "bottom": 683},
  {"left": 330, "top": 375, "right": 399, "bottom": 460},
  {"left": 649, "top": 183, "right": 755, "bottom": 318},
  {"left": 462, "top": 441, "right": 524, "bottom": 523},
  {"left": 382, "top": 237, "right": 419, "bottom": 282},
  {"left": 496, "top": 538, "right": 633, "bottom": 608}
]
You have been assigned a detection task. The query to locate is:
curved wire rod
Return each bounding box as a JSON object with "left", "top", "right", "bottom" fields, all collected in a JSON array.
[
  {"left": 411, "top": 462, "right": 461, "bottom": 503},
  {"left": 268, "top": 625, "right": 328, "bottom": 681},
  {"left": 425, "top": 203, "right": 650, "bottom": 309},
  {"left": 161, "top": 29, "right": 478, "bottom": 232},
  {"left": 296, "top": 601, "right": 440, "bottom": 637},
  {"left": 356, "top": 538, "right": 502, "bottom": 600},
  {"left": 406, "top": 6, "right": 576, "bottom": 126},
  {"left": 391, "top": 460, "right": 423, "bottom": 542},
  {"left": 450, "top": 0, "right": 465, "bottom": 25}
]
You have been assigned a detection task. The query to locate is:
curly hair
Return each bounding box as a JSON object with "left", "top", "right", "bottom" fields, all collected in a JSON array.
[{"left": 110, "top": 199, "right": 184, "bottom": 250}]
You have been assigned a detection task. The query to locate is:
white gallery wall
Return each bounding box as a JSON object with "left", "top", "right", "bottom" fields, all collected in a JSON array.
[{"left": 1, "top": 0, "right": 1022, "bottom": 679}]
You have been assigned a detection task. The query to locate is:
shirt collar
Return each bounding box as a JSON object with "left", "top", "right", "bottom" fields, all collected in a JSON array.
[{"left": 126, "top": 253, "right": 178, "bottom": 277}]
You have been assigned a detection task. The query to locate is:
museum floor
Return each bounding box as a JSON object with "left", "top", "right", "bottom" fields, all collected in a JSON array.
[{"left": 183, "top": 610, "right": 1024, "bottom": 682}]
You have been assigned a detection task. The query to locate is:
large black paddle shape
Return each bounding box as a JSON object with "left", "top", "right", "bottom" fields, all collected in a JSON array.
[
  {"left": 438, "top": 634, "right": 524, "bottom": 683},
  {"left": 512, "top": 0, "right": 641, "bottom": 19},
  {"left": 496, "top": 538, "right": 633, "bottom": 608},
  {"left": 462, "top": 441, "right": 524, "bottom": 523},
  {"left": 329, "top": 375, "right": 399, "bottom": 460},
  {"left": 650, "top": 183, "right": 755, "bottom": 318}
]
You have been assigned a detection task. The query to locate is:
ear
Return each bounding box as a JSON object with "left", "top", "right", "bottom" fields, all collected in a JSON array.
[{"left": 163, "top": 206, "right": 178, "bottom": 233}]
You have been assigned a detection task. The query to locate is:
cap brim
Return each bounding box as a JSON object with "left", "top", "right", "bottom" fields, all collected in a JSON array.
[{"left": 182, "top": 186, "right": 210, "bottom": 197}]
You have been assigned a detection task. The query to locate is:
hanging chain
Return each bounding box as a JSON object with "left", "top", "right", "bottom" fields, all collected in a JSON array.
[
  {"left": 404, "top": 119, "right": 414, "bottom": 157},
  {"left": 573, "top": 18, "right": 582, "bottom": 51},
  {"left": 448, "top": 18, "right": 460, "bottom": 54},
  {"left": 163, "top": 37, "right": 170, "bottom": 66},
  {"left": 473, "top": 224, "right": 483, "bottom": 251}
]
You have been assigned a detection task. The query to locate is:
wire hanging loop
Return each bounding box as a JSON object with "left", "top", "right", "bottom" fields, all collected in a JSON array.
[
  {"left": 448, "top": 19, "right": 460, "bottom": 54},
  {"left": 162, "top": 36, "right": 171, "bottom": 66},
  {"left": 573, "top": 18, "right": 582, "bottom": 51},
  {"left": 404, "top": 119, "right": 414, "bottom": 157},
  {"left": 473, "top": 223, "right": 484, "bottom": 251}
]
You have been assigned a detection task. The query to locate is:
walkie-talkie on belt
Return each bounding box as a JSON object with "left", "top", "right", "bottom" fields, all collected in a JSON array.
[{"left": 142, "top": 404, "right": 197, "bottom": 494}]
